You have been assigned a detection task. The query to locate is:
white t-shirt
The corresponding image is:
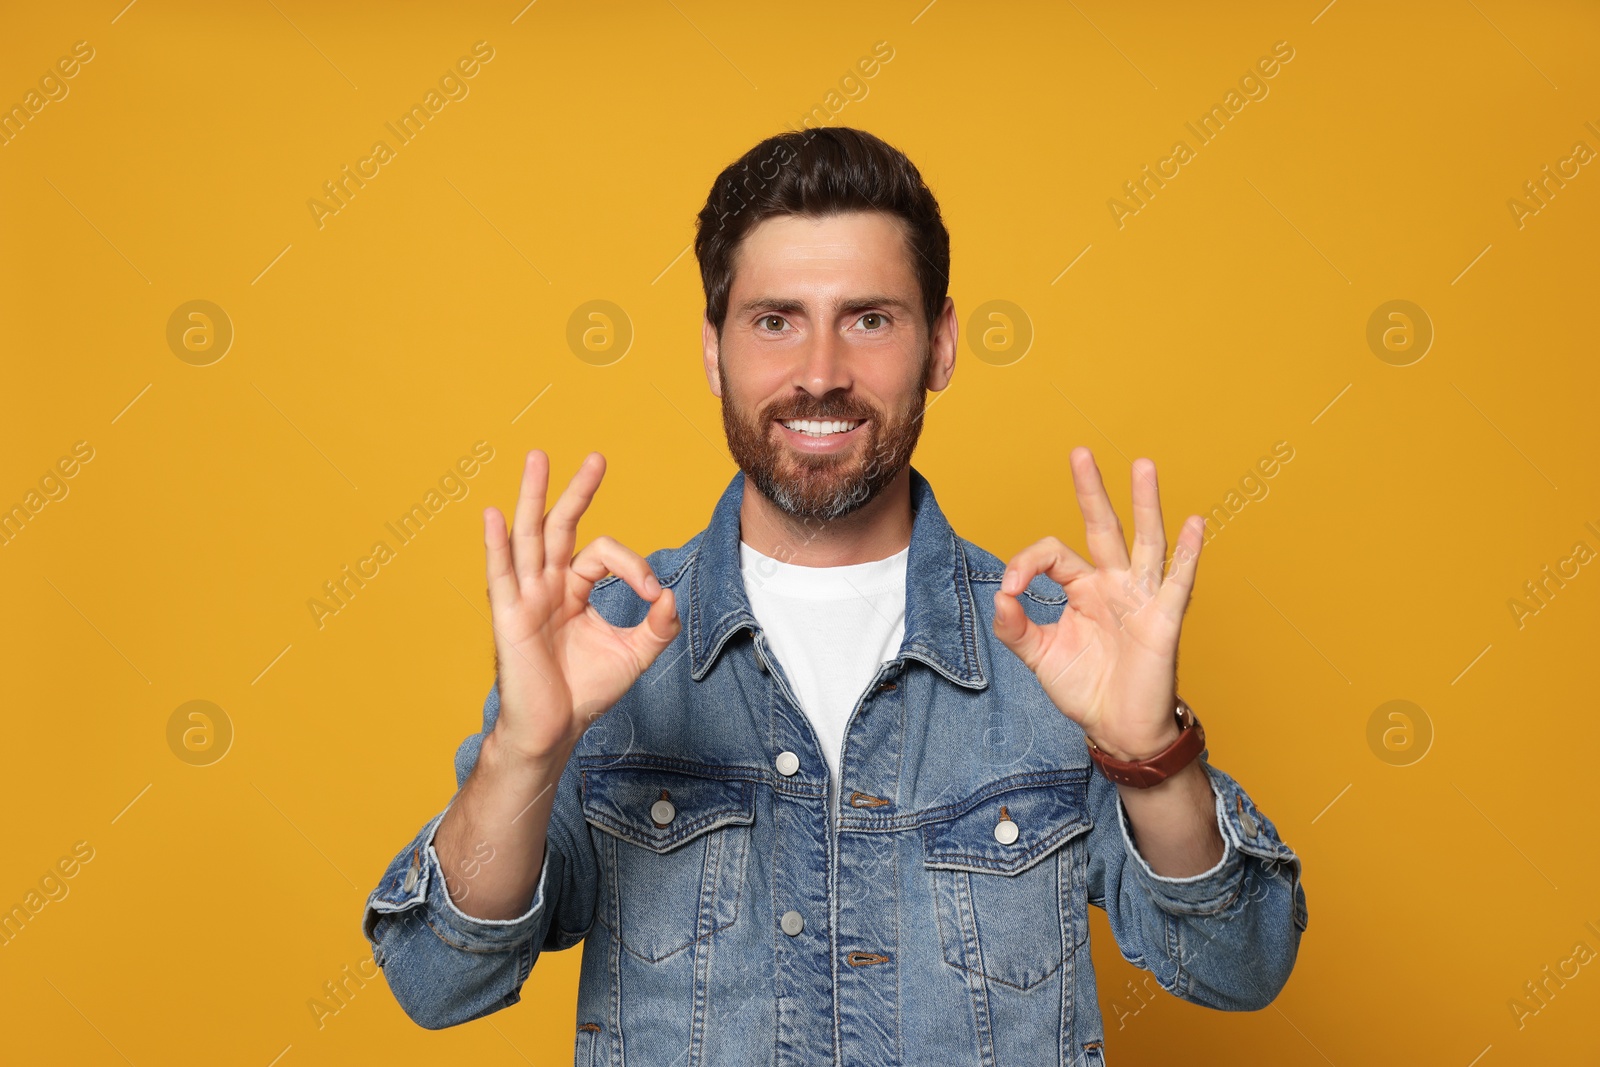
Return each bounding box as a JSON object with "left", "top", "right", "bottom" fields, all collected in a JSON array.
[{"left": 739, "top": 540, "right": 909, "bottom": 810}]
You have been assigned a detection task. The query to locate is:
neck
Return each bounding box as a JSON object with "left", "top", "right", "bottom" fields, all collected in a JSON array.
[{"left": 738, "top": 465, "right": 913, "bottom": 567}]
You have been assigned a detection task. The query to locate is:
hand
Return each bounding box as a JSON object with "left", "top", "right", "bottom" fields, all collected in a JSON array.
[
  {"left": 992, "top": 448, "right": 1203, "bottom": 762},
  {"left": 482, "top": 450, "right": 681, "bottom": 762}
]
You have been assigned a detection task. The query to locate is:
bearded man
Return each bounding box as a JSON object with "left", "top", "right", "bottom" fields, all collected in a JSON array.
[{"left": 362, "top": 126, "right": 1308, "bottom": 1066}]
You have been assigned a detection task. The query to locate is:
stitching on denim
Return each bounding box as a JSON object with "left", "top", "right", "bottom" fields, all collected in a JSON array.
[
  {"left": 583, "top": 807, "right": 753, "bottom": 852},
  {"left": 967, "top": 569, "right": 1069, "bottom": 606},
  {"left": 687, "top": 823, "right": 718, "bottom": 1063},
  {"left": 607, "top": 832, "right": 624, "bottom": 1064},
  {"left": 842, "top": 768, "right": 1090, "bottom": 832},
  {"left": 924, "top": 769, "right": 1091, "bottom": 828},
  {"left": 935, "top": 867, "right": 1070, "bottom": 991},
  {"left": 589, "top": 819, "right": 749, "bottom": 965},
  {"left": 580, "top": 754, "right": 825, "bottom": 803},
  {"left": 580, "top": 754, "right": 766, "bottom": 778},
  {"left": 923, "top": 819, "right": 1093, "bottom": 874},
  {"left": 950, "top": 530, "right": 986, "bottom": 685}
]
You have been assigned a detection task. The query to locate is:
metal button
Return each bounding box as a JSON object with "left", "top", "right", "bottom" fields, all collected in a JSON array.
[
  {"left": 994, "top": 803, "right": 1020, "bottom": 844},
  {"left": 775, "top": 751, "right": 800, "bottom": 776},
  {"left": 650, "top": 798, "right": 676, "bottom": 824},
  {"left": 402, "top": 867, "right": 418, "bottom": 893},
  {"left": 1239, "top": 810, "right": 1259, "bottom": 838},
  {"left": 780, "top": 909, "right": 804, "bottom": 936}
]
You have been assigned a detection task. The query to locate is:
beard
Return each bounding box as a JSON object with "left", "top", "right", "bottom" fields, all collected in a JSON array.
[{"left": 718, "top": 357, "right": 928, "bottom": 524}]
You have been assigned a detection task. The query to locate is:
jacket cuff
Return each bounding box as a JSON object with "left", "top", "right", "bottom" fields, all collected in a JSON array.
[
  {"left": 363, "top": 805, "right": 552, "bottom": 954},
  {"left": 1115, "top": 757, "right": 1276, "bottom": 914}
]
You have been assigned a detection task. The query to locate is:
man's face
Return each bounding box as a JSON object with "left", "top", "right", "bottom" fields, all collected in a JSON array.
[{"left": 703, "top": 210, "right": 955, "bottom": 523}]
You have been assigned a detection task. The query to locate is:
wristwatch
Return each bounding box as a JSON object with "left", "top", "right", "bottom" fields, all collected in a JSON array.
[{"left": 1086, "top": 698, "right": 1204, "bottom": 788}]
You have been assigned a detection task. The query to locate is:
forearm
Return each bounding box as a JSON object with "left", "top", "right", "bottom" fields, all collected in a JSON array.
[
  {"left": 1092, "top": 758, "right": 1308, "bottom": 1011},
  {"left": 1116, "top": 757, "right": 1225, "bottom": 877},
  {"left": 432, "top": 730, "right": 567, "bottom": 921}
]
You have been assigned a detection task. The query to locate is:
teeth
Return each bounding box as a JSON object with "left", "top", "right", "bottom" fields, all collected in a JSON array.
[{"left": 781, "top": 419, "right": 862, "bottom": 436}]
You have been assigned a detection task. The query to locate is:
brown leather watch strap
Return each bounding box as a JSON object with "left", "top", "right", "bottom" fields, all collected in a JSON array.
[{"left": 1086, "top": 699, "right": 1204, "bottom": 788}]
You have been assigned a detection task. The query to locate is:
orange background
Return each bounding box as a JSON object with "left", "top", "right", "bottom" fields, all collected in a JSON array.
[{"left": 3, "top": 1, "right": 1598, "bottom": 1063}]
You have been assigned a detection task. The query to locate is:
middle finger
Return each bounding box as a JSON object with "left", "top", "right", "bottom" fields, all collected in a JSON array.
[
  {"left": 1128, "top": 457, "right": 1167, "bottom": 591},
  {"left": 511, "top": 450, "right": 549, "bottom": 584},
  {"left": 1069, "top": 446, "right": 1130, "bottom": 571},
  {"left": 543, "top": 451, "right": 606, "bottom": 568}
]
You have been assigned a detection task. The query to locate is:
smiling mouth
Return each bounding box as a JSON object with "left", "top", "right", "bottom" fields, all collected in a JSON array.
[{"left": 776, "top": 417, "right": 866, "bottom": 438}]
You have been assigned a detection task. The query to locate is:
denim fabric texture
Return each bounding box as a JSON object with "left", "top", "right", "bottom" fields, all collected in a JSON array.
[{"left": 362, "top": 465, "right": 1309, "bottom": 1064}]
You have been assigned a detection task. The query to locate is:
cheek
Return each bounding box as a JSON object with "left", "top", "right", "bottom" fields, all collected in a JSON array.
[
  {"left": 725, "top": 381, "right": 782, "bottom": 426},
  {"left": 730, "top": 367, "right": 794, "bottom": 413},
  {"left": 868, "top": 369, "right": 922, "bottom": 413}
]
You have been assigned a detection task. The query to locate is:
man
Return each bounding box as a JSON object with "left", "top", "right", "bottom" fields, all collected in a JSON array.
[{"left": 362, "top": 127, "right": 1308, "bottom": 1064}]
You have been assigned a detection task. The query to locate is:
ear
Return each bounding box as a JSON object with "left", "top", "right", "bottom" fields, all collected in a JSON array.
[
  {"left": 925, "top": 296, "right": 957, "bottom": 392},
  {"left": 702, "top": 315, "right": 723, "bottom": 397}
]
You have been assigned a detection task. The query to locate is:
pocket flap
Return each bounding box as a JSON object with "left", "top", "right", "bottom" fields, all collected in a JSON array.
[
  {"left": 581, "top": 763, "right": 756, "bottom": 854},
  {"left": 921, "top": 770, "right": 1092, "bottom": 875}
]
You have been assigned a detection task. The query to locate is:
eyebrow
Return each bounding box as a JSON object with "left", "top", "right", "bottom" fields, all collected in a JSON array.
[{"left": 733, "top": 295, "right": 917, "bottom": 318}]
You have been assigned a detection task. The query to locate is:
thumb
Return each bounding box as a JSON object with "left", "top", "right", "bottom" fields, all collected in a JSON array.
[{"left": 992, "top": 590, "right": 1044, "bottom": 671}]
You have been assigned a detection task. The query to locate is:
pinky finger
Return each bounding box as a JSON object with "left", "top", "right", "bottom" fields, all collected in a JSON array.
[{"left": 484, "top": 506, "right": 520, "bottom": 613}]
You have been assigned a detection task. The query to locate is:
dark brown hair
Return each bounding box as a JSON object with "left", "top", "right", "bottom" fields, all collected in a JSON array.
[{"left": 693, "top": 127, "right": 950, "bottom": 339}]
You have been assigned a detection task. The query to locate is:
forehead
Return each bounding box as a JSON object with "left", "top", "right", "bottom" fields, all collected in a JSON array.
[{"left": 729, "top": 211, "right": 916, "bottom": 298}]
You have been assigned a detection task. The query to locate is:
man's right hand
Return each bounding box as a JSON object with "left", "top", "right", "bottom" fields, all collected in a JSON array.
[
  {"left": 484, "top": 449, "right": 680, "bottom": 762},
  {"left": 428, "top": 450, "right": 679, "bottom": 921}
]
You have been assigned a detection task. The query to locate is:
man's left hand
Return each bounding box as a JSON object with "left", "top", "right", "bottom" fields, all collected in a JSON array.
[{"left": 992, "top": 447, "right": 1204, "bottom": 762}]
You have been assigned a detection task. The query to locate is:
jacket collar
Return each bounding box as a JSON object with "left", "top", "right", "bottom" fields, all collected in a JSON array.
[{"left": 687, "top": 464, "right": 989, "bottom": 691}]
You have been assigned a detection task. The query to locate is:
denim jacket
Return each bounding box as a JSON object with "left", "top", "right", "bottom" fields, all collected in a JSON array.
[{"left": 362, "top": 465, "right": 1309, "bottom": 1065}]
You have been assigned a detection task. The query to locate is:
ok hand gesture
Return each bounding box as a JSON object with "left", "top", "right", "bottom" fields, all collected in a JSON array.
[
  {"left": 483, "top": 451, "right": 681, "bottom": 763},
  {"left": 992, "top": 448, "right": 1203, "bottom": 762}
]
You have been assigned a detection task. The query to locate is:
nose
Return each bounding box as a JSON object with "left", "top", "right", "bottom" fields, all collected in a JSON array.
[{"left": 794, "top": 324, "right": 852, "bottom": 399}]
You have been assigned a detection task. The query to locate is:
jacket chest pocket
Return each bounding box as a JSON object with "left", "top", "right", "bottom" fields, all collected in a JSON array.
[
  {"left": 921, "top": 770, "right": 1093, "bottom": 991},
  {"left": 581, "top": 763, "right": 756, "bottom": 963}
]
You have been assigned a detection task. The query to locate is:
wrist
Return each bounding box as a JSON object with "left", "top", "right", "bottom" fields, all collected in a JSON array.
[
  {"left": 1086, "top": 720, "right": 1182, "bottom": 763},
  {"left": 483, "top": 725, "right": 570, "bottom": 782},
  {"left": 1116, "top": 752, "right": 1204, "bottom": 797},
  {"left": 1087, "top": 698, "right": 1204, "bottom": 789}
]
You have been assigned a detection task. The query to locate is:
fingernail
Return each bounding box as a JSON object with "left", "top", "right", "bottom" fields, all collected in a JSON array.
[{"left": 646, "top": 573, "right": 661, "bottom": 595}]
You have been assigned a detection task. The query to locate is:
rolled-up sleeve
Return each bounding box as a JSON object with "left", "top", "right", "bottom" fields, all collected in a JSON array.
[
  {"left": 1087, "top": 750, "right": 1308, "bottom": 1012},
  {"left": 360, "top": 679, "right": 594, "bottom": 1030}
]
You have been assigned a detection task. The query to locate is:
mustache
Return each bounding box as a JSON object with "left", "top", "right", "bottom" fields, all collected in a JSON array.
[{"left": 766, "top": 405, "right": 875, "bottom": 421}]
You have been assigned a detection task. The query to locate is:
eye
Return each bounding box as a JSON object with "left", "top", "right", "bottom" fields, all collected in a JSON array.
[
  {"left": 856, "top": 312, "right": 887, "bottom": 330},
  {"left": 759, "top": 315, "right": 788, "bottom": 332}
]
